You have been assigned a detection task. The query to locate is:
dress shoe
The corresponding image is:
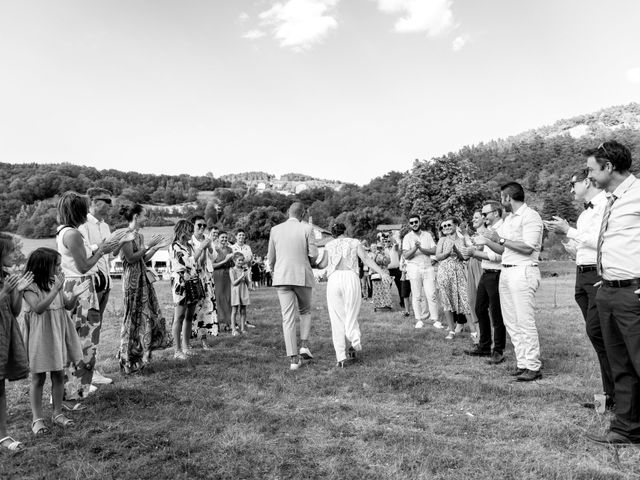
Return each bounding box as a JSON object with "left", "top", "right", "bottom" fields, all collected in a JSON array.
[
  {"left": 347, "top": 346, "right": 357, "bottom": 359},
  {"left": 336, "top": 358, "right": 353, "bottom": 368},
  {"left": 585, "top": 430, "right": 640, "bottom": 445},
  {"left": 517, "top": 369, "right": 542, "bottom": 381},
  {"left": 299, "top": 347, "right": 314, "bottom": 360},
  {"left": 486, "top": 352, "right": 505, "bottom": 364},
  {"left": 511, "top": 368, "right": 526, "bottom": 376},
  {"left": 463, "top": 346, "right": 491, "bottom": 357}
]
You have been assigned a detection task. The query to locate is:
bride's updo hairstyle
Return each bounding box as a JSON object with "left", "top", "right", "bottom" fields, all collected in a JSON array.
[
  {"left": 120, "top": 204, "right": 143, "bottom": 222},
  {"left": 331, "top": 223, "right": 347, "bottom": 238}
]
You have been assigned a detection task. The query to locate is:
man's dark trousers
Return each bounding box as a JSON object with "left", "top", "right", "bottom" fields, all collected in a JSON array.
[
  {"left": 596, "top": 285, "right": 640, "bottom": 441},
  {"left": 474, "top": 270, "right": 505, "bottom": 354},
  {"left": 575, "top": 267, "right": 614, "bottom": 400}
]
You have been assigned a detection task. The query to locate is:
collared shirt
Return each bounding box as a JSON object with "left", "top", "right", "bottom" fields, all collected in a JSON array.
[
  {"left": 501, "top": 203, "right": 543, "bottom": 266},
  {"left": 481, "top": 219, "right": 504, "bottom": 270},
  {"left": 565, "top": 190, "right": 606, "bottom": 266},
  {"left": 385, "top": 245, "right": 401, "bottom": 269},
  {"left": 78, "top": 213, "right": 111, "bottom": 280},
  {"left": 402, "top": 230, "right": 436, "bottom": 268},
  {"left": 600, "top": 174, "right": 640, "bottom": 280},
  {"left": 231, "top": 243, "right": 253, "bottom": 264}
]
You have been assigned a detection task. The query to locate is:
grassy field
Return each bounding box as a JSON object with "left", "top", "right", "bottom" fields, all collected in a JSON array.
[{"left": 2, "top": 270, "right": 639, "bottom": 479}]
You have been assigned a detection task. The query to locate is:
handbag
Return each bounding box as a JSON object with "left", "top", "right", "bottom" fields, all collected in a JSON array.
[
  {"left": 184, "top": 276, "right": 205, "bottom": 303},
  {"left": 146, "top": 268, "right": 159, "bottom": 284}
]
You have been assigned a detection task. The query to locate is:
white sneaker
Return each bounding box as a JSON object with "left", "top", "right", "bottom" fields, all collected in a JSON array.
[
  {"left": 299, "top": 347, "right": 314, "bottom": 359},
  {"left": 432, "top": 321, "right": 445, "bottom": 329},
  {"left": 290, "top": 359, "right": 303, "bottom": 370},
  {"left": 415, "top": 320, "right": 424, "bottom": 329},
  {"left": 445, "top": 331, "right": 455, "bottom": 340},
  {"left": 470, "top": 332, "right": 479, "bottom": 344},
  {"left": 92, "top": 370, "right": 113, "bottom": 385},
  {"left": 454, "top": 323, "right": 464, "bottom": 334}
]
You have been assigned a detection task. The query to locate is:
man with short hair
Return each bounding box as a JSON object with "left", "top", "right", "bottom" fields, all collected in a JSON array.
[
  {"left": 462, "top": 200, "right": 506, "bottom": 364},
  {"left": 583, "top": 141, "right": 640, "bottom": 445},
  {"left": 480, "top": 182, "right": 544, "bottom": 381},
  {"left": 78, "top": 187, "right": 114, "bottom": 386},
  {"left": 546, "top": 168, "right": 614, "bottom": 411},
  {"left": 401, "top": 214, "right": 441, "bottom": 329},
  {"left": 267, "top": 202, "right": 318, "bottom": 370}
]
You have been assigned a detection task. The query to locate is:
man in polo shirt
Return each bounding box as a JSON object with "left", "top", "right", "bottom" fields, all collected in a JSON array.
[
  {"left": 584, "top": 141, "right": 640, "bottom": 445},
  {"left": 546, "top": 168, "right": 614, "bottom": 411},
  {"left": 461, "top": 200, "right": 506, "bottom": 365},
  {"left": 401, "top": 213, "right": 442, "bottom": 329},
  {"left": 479, "top": 182, "right": 544, "bottom": 381},
  {"left": 78, "top": 187, "right": 114, "bottom": 386}
]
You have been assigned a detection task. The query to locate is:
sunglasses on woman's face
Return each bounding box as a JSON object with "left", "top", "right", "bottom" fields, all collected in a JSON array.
[{"left": 441, "top": 224, "right": 454, "bottom": 229}]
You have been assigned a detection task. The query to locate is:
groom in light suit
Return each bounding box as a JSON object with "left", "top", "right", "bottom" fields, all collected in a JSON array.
[{"left": 267, "top": 202, "right": 318, "bottom": 370}]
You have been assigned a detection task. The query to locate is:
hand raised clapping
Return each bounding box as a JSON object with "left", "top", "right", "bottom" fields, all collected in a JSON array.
[{"left": 1, "top": 272, "right": 34, "bottom": 295}]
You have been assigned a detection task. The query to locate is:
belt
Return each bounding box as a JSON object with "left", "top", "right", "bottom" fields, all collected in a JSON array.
[
  {"left": 502, "top": 264, "right": 538, "bottom": 268},
  {"left": 483, "top": 269, "right": 501, "bottom": 273},
  {"left": 602, "top": 278, "right": 640, "bottom": 288},
  {"left": 577, "top": 265, "right": 597, "bottom": 273}
]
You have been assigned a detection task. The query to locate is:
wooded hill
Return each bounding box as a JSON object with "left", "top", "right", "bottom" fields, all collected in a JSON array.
[{"left": 2, "top": 102, "right": 639, "bottom": 257}]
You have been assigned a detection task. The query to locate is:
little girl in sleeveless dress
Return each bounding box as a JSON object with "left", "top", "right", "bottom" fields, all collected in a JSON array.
[
  {"left": 22, "top": 248, "right": 89, "bottom": 434},
  {"left": 229, "top": 252, "right": 251, "bottom": 335}
]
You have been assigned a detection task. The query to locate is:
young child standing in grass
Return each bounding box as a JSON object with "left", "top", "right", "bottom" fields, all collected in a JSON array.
[
  {"left": 0, "top": 233, "right": 32, "bottom": 453},
  {"left": 22, "top": 248, "right": 89, "bottom": 434},
  {"left": 229, "top": 252, "right": 251, "bottom": 335}
]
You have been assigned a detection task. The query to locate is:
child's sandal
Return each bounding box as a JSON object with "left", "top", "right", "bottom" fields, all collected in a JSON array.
[
  {"left": 0, "top": 436, "right": 25, "bottom": 454},
  {"left": 52, "top": 413, "right": 75, "bottom": 427},
  {"left": 31, "top": 418, "right": 50, "bottom": 436}
]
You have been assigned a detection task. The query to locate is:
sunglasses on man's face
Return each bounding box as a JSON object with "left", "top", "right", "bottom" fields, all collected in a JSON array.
[
  {"left": 481, "top": 210, "right": 497, "bottom": 217},
  {"left": 95, "top": 198, "right": 112, "bottom": 205},
  {"left": 409, "top": 221, "right": 420, "bottom": 225},
  {"left": 441, "top": 224, "right": 454, "bottom": 229},
  {"left": 195, "top": 223, "right": 206, "bottom": 229}
]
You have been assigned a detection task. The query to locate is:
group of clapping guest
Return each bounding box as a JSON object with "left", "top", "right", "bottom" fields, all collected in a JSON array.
[{"left": 0, "top": 189, "right": 260, "bottom": 452}]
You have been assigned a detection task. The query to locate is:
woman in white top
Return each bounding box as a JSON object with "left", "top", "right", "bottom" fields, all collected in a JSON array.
[
  {"left": 317, "top": 223, "right": 391, "bottom": 367},
  {"left": 56, "top": 191, "right": 113, "bottom": 407}
]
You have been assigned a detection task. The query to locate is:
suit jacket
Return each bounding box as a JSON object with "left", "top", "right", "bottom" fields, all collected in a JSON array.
[{"left": 267, "top": 218, "right": 318, "bottom": 287}]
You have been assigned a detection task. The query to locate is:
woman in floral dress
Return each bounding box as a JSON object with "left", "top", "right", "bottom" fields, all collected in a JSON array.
[
  {"left": 118, "top": 204, "right": 170, "bottom": 373},
  {"left": 435, "top": 217, "right": 471, "bottom": 340}
]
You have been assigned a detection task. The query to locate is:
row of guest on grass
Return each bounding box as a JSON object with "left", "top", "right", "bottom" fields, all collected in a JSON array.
[{"left": 0, "top": 189, "right": 260, "bottom": 451}]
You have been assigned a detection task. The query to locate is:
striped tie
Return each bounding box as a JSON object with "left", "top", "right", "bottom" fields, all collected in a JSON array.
[{"left": 596, "top": 194, "right": 616, "bottom": 276}]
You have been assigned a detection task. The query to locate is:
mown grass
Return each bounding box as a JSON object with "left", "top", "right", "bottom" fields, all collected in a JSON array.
[{"left": 2, "top": 265, "right": 640, "bottom": 479}]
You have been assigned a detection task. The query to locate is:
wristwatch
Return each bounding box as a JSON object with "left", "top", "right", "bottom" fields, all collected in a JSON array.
[{"left": 499, "top": 238, "right": 506, "bottom": 246}]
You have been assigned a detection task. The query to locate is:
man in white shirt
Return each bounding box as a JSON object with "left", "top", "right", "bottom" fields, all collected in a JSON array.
[
  {"left": 462, "top": 201, "right": 506, "bottom": 364},
  {"left": 479, "top": 182, "right": 544, "bottom": 382},
  {"left": 402, "top": 213, "right": 442, "bottom": 329},
  {"left": 583, "top": 141, "right": 640, "bottom": 445},
  {"left": 546, "top": 168, "right": 614, "bottom": 411},
  {"left": 78, "top": 188, "right": 114, "bottom": 386}
]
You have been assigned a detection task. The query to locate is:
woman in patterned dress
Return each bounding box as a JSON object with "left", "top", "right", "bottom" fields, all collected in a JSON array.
[
  {"left": 435, "top": 217, "right": 471, "bottom": 340},
  {"left": 118, "top": 204, "right": 170, "bottom": 373}
]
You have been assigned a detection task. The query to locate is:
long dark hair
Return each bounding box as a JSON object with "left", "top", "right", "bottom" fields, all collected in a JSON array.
[{"left": 26, "top": 248, "right": 60, "bottom": 292}]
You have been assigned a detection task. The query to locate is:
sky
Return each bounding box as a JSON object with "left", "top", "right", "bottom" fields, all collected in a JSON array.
[{"left": 1, "top": 0, "right": 639, "bottom": 185}]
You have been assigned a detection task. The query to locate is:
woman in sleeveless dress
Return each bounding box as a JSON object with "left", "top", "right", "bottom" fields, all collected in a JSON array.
[
  {"left": 56, "top": 192, "right": 114, "bottom": 406},
  {"left": 317, "top": 224, "right": 392, "bottom": 367},
  {"left": 435, "top": 217, "right": 471, "bottom": 340},
  {"left": 117, "top": 204, "right": 171, "bottom": 374}
]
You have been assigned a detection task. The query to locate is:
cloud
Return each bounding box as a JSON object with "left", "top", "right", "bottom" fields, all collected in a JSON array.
[
  {"left": 627, "top": 67, "right": 640, "bottom": 84},
  {"left": 238, "top": 12, "right": 250, "bottom": 23},
  {"left": 375, "top": 0, "right": 455, "bottom": 36},
  {"left": 243, "top": 29, "right": 266, "bottom": 40},
  {"left": 258, "top": 0, "right": 340, "bottom": 51},
  {"left": 452, "top": 33, "right": 469, "bottom": 51}
]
